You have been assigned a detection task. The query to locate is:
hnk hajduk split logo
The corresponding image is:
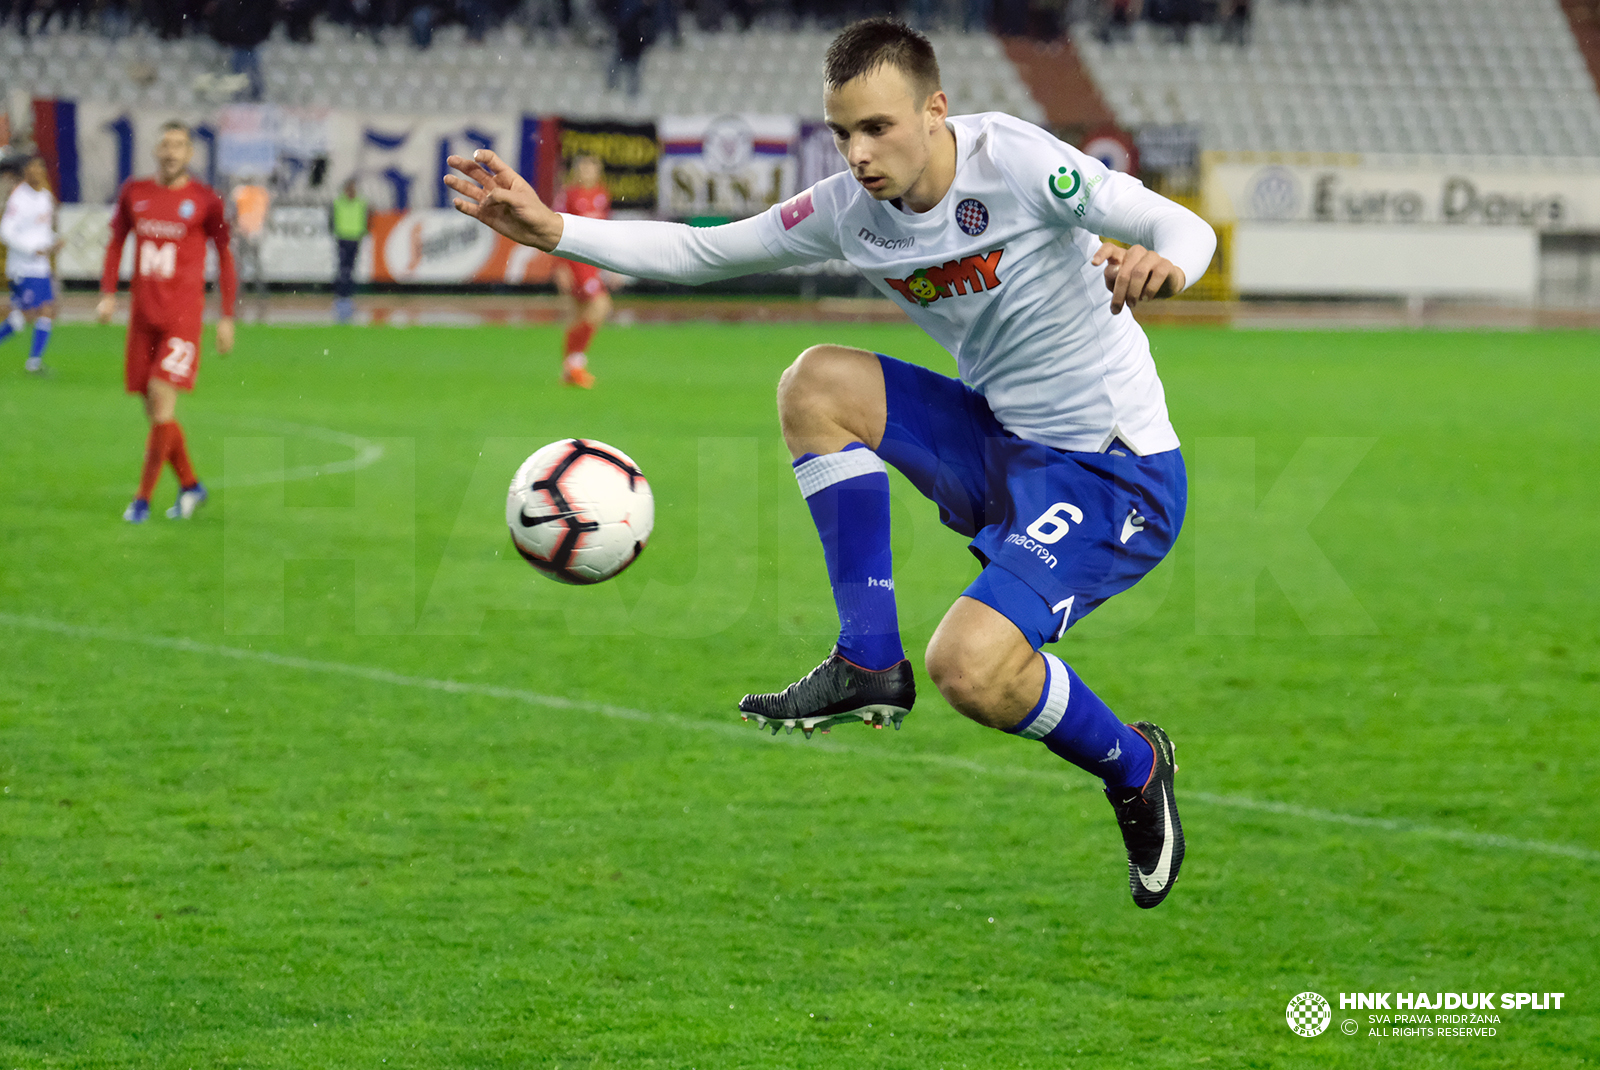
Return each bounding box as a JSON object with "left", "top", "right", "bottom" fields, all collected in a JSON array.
[{"left": 1287, "top": 991, "right": 1333, "bottom": 1037}]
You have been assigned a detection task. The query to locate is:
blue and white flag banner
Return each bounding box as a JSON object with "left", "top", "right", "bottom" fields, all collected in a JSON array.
[{"left": 658, "top": 114, "right": 799, "bottom": 220}]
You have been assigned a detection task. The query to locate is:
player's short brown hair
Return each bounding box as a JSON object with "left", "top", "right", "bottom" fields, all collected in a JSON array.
[
  {"left": 824, "top": 18, "right": 941, "bottom": 103},
  {"left": 159, "top": 120, "right": 192, "bottom": 141}
]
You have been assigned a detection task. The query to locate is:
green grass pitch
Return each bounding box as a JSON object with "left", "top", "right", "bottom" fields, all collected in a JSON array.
[{"left": 1, "top": 318, "right": 1595, "bottom": 1069}]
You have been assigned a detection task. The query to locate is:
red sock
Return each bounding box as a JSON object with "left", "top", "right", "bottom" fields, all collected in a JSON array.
[
  {"left": 165, "top": 420, "right": 198, "bottom": 488},
  {"left": 564, "top": 321, "right": 595, "bottom": 357},
  {"left": 137, "top": 423, "right": 172, "bottom": 502}
]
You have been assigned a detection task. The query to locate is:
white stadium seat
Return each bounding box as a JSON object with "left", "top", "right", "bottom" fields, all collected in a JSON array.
[{"left": 1074, "top": 0, "right": 1600, "bottom": 160}]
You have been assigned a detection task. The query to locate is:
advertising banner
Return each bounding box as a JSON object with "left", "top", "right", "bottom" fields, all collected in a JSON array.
[
  {"left": 1205, "top": 155, "right": 1600, "bottom": 231},
  {"left": 555, "top": 119, "right": 660, "bottom": 210},
  {"left": 658, "top": 114, "right": 798, "bottom": 219},
  {"left": 368, "top": 209, "right": 558, "bottom": 285},
  {"left": 796, "top": 120, "right": 849, "bottom": 192},
  {"left": 69, "top": 103, "right": 221, "bottom": 205},
  {"left": 56, "top": 204, "right": 563, "bottom": 284},
  {"left": 343, "top": 113, "right": 521, "bottom": 211},
  {"left": 49, "top": 101, "right": 522, "bottom": 213}
]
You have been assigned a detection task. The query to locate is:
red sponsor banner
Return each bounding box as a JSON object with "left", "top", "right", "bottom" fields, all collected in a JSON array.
[{"left": 369, "top": 210, "right": 558, "bottom": 284}]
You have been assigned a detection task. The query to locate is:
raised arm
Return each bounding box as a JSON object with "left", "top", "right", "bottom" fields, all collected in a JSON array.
[{"left": 446, "top": 149, "right": 822, "bottom": 285}]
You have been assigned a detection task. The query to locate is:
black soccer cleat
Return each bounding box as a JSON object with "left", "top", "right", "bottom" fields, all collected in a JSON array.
[
  {"left": 1105, "top": 721, "right": 1184, "bottom": 909},
  {"left": 739, "top": 650, "right": 915, "bottom": 739}
]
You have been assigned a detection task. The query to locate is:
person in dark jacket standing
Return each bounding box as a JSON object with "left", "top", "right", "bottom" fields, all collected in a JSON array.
[{"left": 209, "top": 0, "right": 275, "bottom": 102}]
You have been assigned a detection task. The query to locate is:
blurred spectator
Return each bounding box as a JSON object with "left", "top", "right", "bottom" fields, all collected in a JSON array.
[
  {"left": 461, "top": 0, "right": 491, "bottom": 41},
  {"left": 607, "top": 0, "right": 652, "bottom": 96},
  {"left": 148, "top": 0, "right": 206, "bottom": 38},
  {"left": 282, "top": 0, "right": 319, "bottom": 41},
  {"left": 209, "top": 0, "right": 275, "bottom": 99},
  {"left": 229, "top": 176, "right": 271, "bottom": 300},
  {"left": 1146, "top": 0, "right": 1198, "bottom": 42},
  {"left": 330, "top": 178, "right": 369, "bottom": 324},
  {"left": 39, "top": 0, "right": 94, "bottom": 32},
  {"left": 409, "top": 2, "right": 437, "bottom": 46},
  {"left": 654, "top": 0, "right": 679, "bottom": 46},
  {"left": 1097, "top": 0, "right": 1141, "bottom": 44},
  {"left": 1219, "top": 0, "right": 1248, "bottom": 45}
]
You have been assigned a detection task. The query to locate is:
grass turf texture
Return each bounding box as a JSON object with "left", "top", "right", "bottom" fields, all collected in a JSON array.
[{"left": 1, "top": 321, "right": 1595, "bottom": 1069}]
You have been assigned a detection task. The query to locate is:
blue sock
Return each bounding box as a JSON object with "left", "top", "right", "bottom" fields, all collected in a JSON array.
[
  {"left": 29, "top": 317, "right": 51, "bottom": 360},
  {"left": 794, "top": 442, "right": 904, "bottom": 671},
  {"left": 0, "top": 310, "right": 21, "bottom": 344},
  {"left": 1009, "top": 652, "right": 1155, "bottom": 790}
]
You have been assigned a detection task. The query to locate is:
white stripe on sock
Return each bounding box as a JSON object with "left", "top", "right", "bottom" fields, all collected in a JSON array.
[
  {"left": 1016, "top": 652, "right": 1071, "bottom": 740},
  {"left": 793, "top": 447, "right": 887, "bottom": 498}
]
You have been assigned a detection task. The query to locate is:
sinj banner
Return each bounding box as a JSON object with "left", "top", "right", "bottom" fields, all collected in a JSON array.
[
  {"left": 658, "top": 114, "right": 798, "bottom": 220},
  {"left": 1205, "top": 154, "right": 1600, "bottom": 231}
]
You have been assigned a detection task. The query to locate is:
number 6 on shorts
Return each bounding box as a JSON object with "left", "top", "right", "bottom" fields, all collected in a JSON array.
[{"left": 1025, "top": 501, "right": 1084, "bottom": 544}]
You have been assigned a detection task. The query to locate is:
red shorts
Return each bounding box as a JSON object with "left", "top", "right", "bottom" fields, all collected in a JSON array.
[
  {"left": 558, "top": 259, "right": 607, "bottom": 299},
  {"left": 125, "top": 309, "right": 204, "bottom": 393}
]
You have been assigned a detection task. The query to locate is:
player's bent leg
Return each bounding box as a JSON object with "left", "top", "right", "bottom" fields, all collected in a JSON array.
[
  {"left": 932, "top": 590, "right": 1184, "bottom": 908},
  {"left": 777, "top": 344, "right": 887, "bottom": 459},
  {"left": 740, "top": 346, "right": 911, "bottom": 736},
  {"left": 923, "top": 596, "right": 1044, "bottom": 730}
]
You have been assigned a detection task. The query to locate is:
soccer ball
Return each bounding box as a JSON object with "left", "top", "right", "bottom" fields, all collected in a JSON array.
[{"left": 505, "top": 439, "right": 654, "bottom": 584}]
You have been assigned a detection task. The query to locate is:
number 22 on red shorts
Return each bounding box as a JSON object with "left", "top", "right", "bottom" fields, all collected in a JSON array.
[{"left": 125, "top": 315, "right": 203, "bottom": 393}]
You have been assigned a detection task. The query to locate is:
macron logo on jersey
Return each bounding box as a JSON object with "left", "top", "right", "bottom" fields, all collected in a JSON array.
[
  {"left": 779, "top": 190, "right": 815, "bottom": 231},
  {"left": 885, "top": 249, "right": 1004, "bottom": 308}
]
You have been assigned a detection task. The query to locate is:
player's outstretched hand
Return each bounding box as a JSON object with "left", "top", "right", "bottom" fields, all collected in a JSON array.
[
  {"left": 216, "top": 316, "right": 235, "bottom": 355},
  {"left": 445, "top": 149, "right": 563, "bottom": 252},
  {"left": 1092, "top": 242, "right": 1186, "bottom": 315},
  {"left": 96, "top": 294, "right": 116, "bottom": 324}
]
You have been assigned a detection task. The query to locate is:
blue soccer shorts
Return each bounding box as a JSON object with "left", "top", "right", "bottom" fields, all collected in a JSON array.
[
  {"left": 874, "top": 354, "right": 1187, "bottom": 650},
  {"left": 9, "top": 276, "right": 54, "bottom": 312}
]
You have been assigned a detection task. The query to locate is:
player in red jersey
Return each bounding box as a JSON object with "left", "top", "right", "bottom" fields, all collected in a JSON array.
[
  {"left": 97, "top": 121, "right": 237, "bottom": 523},
  {"left": 549, "top": 155, "right": 611, "bottom": 389}
]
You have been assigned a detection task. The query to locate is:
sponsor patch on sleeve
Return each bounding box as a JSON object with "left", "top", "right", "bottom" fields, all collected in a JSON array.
[
  {"left": 1047, "top": 167, "right": 1102, "bottom": 219},
  {"left": 779, "top": 189, "right": 815, "bottom": 231}
]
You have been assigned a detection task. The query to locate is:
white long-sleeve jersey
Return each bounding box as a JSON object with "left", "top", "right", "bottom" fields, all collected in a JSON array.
[
  {"left": 554, "top": 112, "right": 1216, "bottom": 456},
  {"left": 1, "top": 182, "right": 57, "bottom": 280}
]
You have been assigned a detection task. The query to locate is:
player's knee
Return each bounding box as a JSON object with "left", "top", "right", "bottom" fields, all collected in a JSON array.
[
  {"left": 924, "top": 633, "right": 1017, "bottom": 730},
  {"left": 778, "top": 345, "right": 860, "bottom": 427}
]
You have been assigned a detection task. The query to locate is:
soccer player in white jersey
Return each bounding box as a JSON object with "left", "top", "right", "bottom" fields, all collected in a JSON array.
[
  {"left": 0, "top": 156, "right": 63, "bottom": 375},
  {"left": 447, "top": 19, "right": 1215, "bottom": 909}
]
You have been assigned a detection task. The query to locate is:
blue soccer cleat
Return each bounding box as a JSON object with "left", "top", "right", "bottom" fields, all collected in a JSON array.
[
  {"left": 166, "top": 482, "right": 208, "bottom": 520},
  {"left": 123, "top": 499, "right": 150, "bottom": 523}
]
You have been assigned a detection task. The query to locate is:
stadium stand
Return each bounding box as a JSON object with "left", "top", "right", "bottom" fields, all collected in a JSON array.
[
  {"left": 1074, "top": 0, "right": 1600, "bottom": 159},
  {"left": 0, "top": 25, "right": 1044, "bottom": 123}
]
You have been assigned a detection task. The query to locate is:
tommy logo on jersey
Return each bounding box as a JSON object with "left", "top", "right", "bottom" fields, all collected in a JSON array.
[{"left": 884, "top": 249, "right": 1004, "bottom": 308}]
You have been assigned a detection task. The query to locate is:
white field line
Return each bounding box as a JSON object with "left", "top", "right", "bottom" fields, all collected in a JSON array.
[
  {"left": 215, "top": 418, "right": 386, "bottom": 489},
  {"left": 3, "top": 612, "right": 1596, "bottom": 864}
]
